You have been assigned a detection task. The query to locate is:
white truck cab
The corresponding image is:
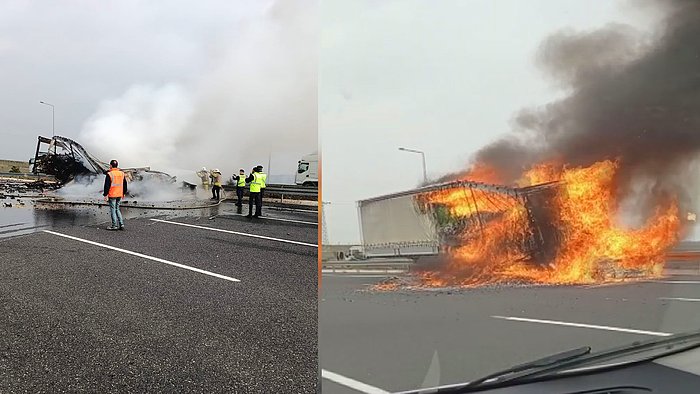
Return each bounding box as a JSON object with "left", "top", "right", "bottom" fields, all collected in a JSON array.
[{"left": 295, "top": 153, "right": 318, "bottom": 186}]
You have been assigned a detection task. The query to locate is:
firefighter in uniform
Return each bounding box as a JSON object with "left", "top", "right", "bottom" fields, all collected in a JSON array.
[
  {"left": 246, "top": 167, "right": 263, "bottom": 217},
  {"left": 196, "top": 167, "right": 210, "bottom": 192},
  {"left": 232, "top": 168, "right": 246, "bottom": 213},
  {"left": 210, "top": 169, "right": 223, "bottom": 200},
  {"left": 103, "top": 159, "right": 127, "bottom": 231}
]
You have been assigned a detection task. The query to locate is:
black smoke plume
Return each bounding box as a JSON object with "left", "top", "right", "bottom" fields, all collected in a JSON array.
[{"left": 454, "top": 0, "right": 700, "bottom": 212}]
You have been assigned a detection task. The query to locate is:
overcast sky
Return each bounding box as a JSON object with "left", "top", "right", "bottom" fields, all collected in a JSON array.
[
  {"left": 0, "top": 0, "right": 316, "bottom": 182},
  {"left": 321, "top": 0, "right": 660, "bottom": 244}
]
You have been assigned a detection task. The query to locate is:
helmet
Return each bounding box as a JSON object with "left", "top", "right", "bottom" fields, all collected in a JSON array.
[
  {"left": 201, "top": 167, "right": 207, "bottom": 172},
  {"left": 213, "top": 169, "right": 221, "bottom": 173}
]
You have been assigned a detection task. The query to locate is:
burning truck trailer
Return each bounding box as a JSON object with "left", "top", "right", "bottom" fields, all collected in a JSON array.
[
  {"left": 359, "top": 180, "right": 565, "bottom": 282},
  {"left": 29, "top": 135, "right": 197, "bottom": 204},
  {"left": 415, "top": 180, "right": 563, "bottom": 268},
  {"left": 361, "top": 161, "right": 682, "bottom": 289}
]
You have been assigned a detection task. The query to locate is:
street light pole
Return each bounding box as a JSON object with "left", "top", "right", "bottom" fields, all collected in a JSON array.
[
  {"left": 398, "top": 147, "right": 427, "bottom": 183},
  {"left": 39, "top": 101, "right": 55, "bottom": 137}
]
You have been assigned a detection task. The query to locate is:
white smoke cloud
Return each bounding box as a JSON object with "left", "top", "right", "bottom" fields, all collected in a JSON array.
[
  {"left": 57, "top": 174, "right": 191, "bottom": 203},
  {"left": 80, "top": 84, "right": 192, "bottom": 171},
  {"left": 79, "top": 0, "right": 317, "bottom": 184}
]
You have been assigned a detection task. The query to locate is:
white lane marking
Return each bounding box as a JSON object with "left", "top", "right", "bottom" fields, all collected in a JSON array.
[
  {"left": 580, "top": 282, "right": 629, "bottom": 289},
  {"left": 267, "top": 206, "right": 318, "bottom": 213},
  {"left": 492, "top": 316, "right": 671, "bottom": 337},
  {"left": 649, "top": 280, "right": 700, "bottom": 284},
  {"left": 0, "top": 222, "right": 28, "bottom": 229},
  {"left": 322, "top": 269, "right": 407, "bottom": 274},
  {"left": 322, "top": 274, "right": 393, "bottom": 278},
  {"left": 321, "top": 369, "right": 390, "bottom": 394},
  {"left": 43, "top": 230, "right": 240, "bottom": 283},
  {"left": 150, "top": 219, "right": 317, "bottom": 248},
  {"left": 659, "top": 297, "right": 700, "bottom": 302},
  {"left": 227, "top": 213, "right": 317, "bottom": 225},
  {"left": 663, "top": 269, "right": 700, "bottom": 276}
]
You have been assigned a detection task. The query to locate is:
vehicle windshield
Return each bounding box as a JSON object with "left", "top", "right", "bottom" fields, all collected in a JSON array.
[{"left": 320, "top": 0, "right": 700, "bottom": 392}]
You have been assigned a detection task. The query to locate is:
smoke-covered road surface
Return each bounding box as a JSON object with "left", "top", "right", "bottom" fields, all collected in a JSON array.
[
  {"left": 0, "top": 211, "right": 318, "bottom": 392},
  {"left": 320, "top": 269, "right": 700, "bottom": 393}
]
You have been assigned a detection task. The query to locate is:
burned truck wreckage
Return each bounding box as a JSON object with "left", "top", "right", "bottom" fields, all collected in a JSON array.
[
  {"left": 29, "top": 135, "right": 187, "bottom": 199},
  {"left": 32, "top": 136, "right": 177, "bottom": 185}
]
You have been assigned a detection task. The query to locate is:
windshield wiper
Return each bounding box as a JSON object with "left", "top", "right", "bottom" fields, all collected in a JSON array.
[
  {"left": 421, "top": 330, "right": 700, "bottom": 394},
  {"left": 456, "top": 346, "right": 591, "bottom": 390}
]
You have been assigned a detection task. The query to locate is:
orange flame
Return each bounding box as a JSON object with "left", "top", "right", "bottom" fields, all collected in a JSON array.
[
  {"left": 412, "top": 160, "right": 681, "bottom": 287},
  {"left": 458, "top": 162, "right": 504, "bottom": 184}
]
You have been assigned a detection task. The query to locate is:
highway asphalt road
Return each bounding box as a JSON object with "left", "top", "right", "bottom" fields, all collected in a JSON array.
[
  {"left": 320, "top": 270, "right": 700, "bottom": 393},
  {"left": 0, "top": 209, "right": 318, "bottom": 393}
]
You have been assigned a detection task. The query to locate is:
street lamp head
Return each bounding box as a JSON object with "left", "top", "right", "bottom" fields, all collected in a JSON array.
[
  {"left": 39, "top": 101, "right": 55, "bottom": 137},
  {"left": 398, "top": 147, "right": 423, "bottom": 154},
  {"left": 397, "top": 146, "right": 427, "bottom": 182}
]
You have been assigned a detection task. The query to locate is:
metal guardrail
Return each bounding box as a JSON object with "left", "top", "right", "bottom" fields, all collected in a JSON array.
[
  {"left": 0, "top": 172, "right": 56, "bottom": 180},
  {"left": 322, "top": 260, "right": 413, "bottom": 272},
  {"left": 0, "top": 172, "right": 35, "bottom": 177},
  {"left": 222, "top": 183, "right": 318, "bottom": 198}
]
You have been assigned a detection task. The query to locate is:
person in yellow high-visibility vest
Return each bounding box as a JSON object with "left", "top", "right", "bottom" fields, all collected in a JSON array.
[
  {"left": 232, "top": 168, "right": 247, "bottom": 213},
  {"left": 245, "top": 167, "right": 263, "bottom": 217},
  {"left": 102, "top": 159, "right": 127, "bottom": 231},
  {"left": 255, "top": 165, "right": 267, "bottom": 212}
]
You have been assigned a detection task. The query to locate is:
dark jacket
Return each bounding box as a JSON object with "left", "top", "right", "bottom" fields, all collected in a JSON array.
[{"left": 103, "top": 170, "right": 128, "bottom": 197}]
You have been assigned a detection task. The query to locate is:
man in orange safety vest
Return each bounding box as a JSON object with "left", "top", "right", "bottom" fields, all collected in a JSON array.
[{"left": 103, "top": 159, "right": 128, "bottom": 231}]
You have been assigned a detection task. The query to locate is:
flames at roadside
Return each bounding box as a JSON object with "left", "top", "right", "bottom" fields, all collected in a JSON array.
[{"left": 376, "top": 160, "right": 681, "bottom": 290}]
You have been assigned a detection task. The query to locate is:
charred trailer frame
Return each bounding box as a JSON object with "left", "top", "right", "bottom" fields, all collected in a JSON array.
[
  {"left": 414, "top": 179, "right": 563, "bottom": 267},
  {"left": 31, "top": 136, "right": 108, "bottom": 183},
  {"left": 518, "top": 182, "right": 563, "bottom": 266}
]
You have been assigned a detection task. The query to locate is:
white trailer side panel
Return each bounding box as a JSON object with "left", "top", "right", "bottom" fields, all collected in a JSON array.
[{"left": 358, "top": 192, "right": 439, "bottom": 255}]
